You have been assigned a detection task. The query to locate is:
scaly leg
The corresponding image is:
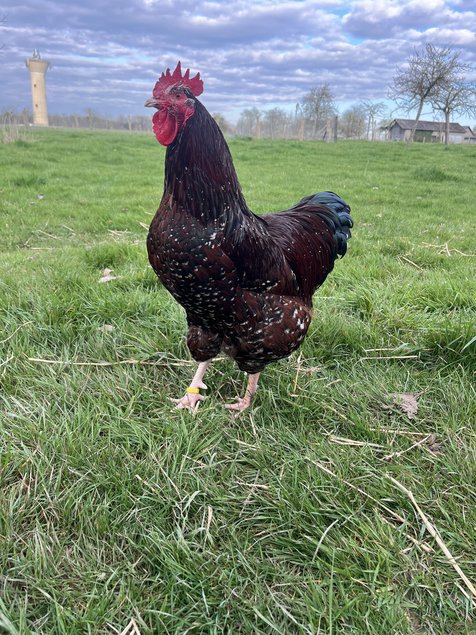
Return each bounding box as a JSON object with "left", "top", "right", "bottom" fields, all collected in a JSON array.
[
  {"left": 225, "top": 373, "right": 260, "bottom": 413},
  {"left": 172, "top": 360, "right": 210, "bottom": 413}
]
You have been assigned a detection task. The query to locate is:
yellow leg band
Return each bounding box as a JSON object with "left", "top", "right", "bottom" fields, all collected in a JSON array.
[{"left": 186, "top": 387, "right": 200, "bottom": 394}]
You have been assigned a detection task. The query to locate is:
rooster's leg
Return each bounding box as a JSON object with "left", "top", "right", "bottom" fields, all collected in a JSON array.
[
  {"left": 225, "top": 373, "right": 260, "bottom": 413},
  {"left": 172, "top": 360, "right": 210, "bottom": 413}
]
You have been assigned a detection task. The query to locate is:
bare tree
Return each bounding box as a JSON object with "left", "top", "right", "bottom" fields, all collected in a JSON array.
[
  {"left": 359, "top": 100, "right": 387, "bottom": 140},
  {"left": 378, "top": 118, "right": 394, "bottom": 141},
  {"left": 212, "top": 113, "right": 233, "bottom": 135},
  {"left": 300, "top": 84, "right": 336, "bottom": 138},
  {"left": 236, "top": 107, "right": 262, "bottom": 137},
  {"left": 85, "top": 108, "right": 99, "bottom": 129},
  {"left": 294, "top": 103, "right": 306, "bottom": 140},
  {"left": 339, "top": 104, "right": 366, "bottom": 139},
  {"left": 389, "top": 43, "right": 462, "bottom": 142},
  {"left": 430, "top": 73, "right": 476, "bottom": 145},
  {"left": 262, "top": 108, "right": 290, "bottom": 139}
]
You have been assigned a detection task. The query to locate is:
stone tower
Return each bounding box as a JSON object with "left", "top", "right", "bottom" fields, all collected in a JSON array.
[{"left": 25, "top": 51, "right": 50, "bottom": 126}]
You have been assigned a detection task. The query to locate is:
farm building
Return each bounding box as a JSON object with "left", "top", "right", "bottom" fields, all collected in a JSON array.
[{"left": 384, "top": 118, "right": 475, "bottom": 143}]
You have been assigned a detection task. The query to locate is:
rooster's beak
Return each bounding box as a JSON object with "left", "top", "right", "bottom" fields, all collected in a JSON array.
[{"left": 144, "top": 97, "right": 159, "bottom": 108}]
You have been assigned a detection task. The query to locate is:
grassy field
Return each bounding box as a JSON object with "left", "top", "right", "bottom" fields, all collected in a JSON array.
[{"left": 0, "top": 128, "right": 475, "bottom": 634}]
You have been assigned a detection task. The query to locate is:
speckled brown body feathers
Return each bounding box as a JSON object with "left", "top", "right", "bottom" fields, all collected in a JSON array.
[{"left": 147, "top": 99, "right": 351, "bottom": 374}]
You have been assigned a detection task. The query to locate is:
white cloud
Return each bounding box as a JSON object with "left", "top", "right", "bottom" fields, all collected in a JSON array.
[
  {"left": 342, "top": 0, "right": 464, "bottom": 37},
  {"left": 1, "top": 0, "right": 474, "bottom": 122},
  {"left": 413, "top": 27, "right": 476, "bottom": 46}
]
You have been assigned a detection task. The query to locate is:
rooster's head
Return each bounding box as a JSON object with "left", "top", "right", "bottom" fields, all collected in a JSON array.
[{"left": 145, "top": 61, "right": 203, "bottom": 146}]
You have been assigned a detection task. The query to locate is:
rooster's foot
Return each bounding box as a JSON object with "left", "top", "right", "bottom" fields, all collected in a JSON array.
[
  {"left": 171, "top": 361, "right": 210, "bottom": 413},
  {"left": 171, "top": 390, "right": 206, "bottom": 413},
  {"left": 224, "top": 372, "right": 260, "bottom": 415},
  {"left": 224, "top": 396, "right": 253, "bottom": 413}
]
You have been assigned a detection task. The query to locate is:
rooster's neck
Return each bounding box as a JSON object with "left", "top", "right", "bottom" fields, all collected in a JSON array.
[{"left": 164, "top": 100, "right": 250, "bottom": 224}]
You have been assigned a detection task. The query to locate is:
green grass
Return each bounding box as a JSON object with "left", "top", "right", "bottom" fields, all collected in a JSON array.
[{"left": 1, "top": 128, "right": 475, "bottom": 634}]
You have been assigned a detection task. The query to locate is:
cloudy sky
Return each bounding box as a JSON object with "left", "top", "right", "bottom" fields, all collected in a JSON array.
[{"left": 1, "top": 0, "right": 475, "bottom": 123}]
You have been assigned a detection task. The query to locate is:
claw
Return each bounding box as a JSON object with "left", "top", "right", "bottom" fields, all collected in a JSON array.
[
  {"left": 224, "top": 372, "right": 260, "bottom": 415},
  {"left": 171, "top": 391, "right": 206, "bottom": 413},
  {"left": 171, "top": 361, "right": 210, "bottom": 413},
  {"left": 224, "top": 397, "right": 252, "bottom": 413}
]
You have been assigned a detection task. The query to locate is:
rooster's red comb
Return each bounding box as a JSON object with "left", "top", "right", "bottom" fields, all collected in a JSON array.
[{"left": 153, "top": 61, "right": 203, "bottom": 98}]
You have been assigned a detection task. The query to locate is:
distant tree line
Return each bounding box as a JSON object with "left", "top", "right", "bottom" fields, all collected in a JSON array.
[
  {"left": 0, "top": 108, "right": 152, "bottom": 132},
  {"left": 0, "top": 100, "right": 409, "bottom": 142},
  {"left": 1, "top": 103, "right": 386, "bottom": 141},
  {"left": 235, "top": 94, "right": 388, "bottom": 141},
  {"left": 2, "top": 43, "right": 474, "bottom": 143}
]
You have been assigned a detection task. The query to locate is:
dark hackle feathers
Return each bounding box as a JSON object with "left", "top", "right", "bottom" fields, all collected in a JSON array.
[{"left": 310, "top": 191, "right": 353, "bottom": 257}]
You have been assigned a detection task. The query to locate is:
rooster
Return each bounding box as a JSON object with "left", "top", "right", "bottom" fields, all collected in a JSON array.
[{"left": 145, "top": 62, "right": 352, "bottom": 412}]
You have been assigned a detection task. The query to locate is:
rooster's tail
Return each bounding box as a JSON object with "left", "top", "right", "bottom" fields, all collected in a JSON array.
[{"left": 310, "top": 191, "right": 353, "bottom": 257}]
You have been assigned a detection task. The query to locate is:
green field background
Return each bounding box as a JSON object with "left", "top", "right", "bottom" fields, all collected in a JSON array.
[{"left": 0, "top": 129, "right": 475, "bottom": 633}]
